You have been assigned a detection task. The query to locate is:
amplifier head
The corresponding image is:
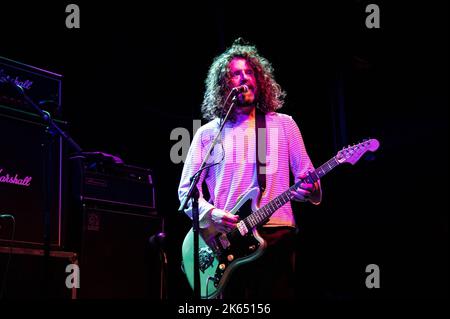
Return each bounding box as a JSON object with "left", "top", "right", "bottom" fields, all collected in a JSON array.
[
  {"left": 70, "top": 153, "right": 157, "bottom": 215},
  {"left": 0, "top": 56, "right": 62, "bottom": 119}
]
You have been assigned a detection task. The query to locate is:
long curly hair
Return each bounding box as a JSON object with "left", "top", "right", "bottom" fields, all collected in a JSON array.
[{"left": 201, "top": 38, "right": 286, "bottom": 121}]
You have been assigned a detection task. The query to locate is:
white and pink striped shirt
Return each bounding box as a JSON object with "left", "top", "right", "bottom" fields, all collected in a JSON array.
[{"left": 178, "top": 110, "right": 320, "bottom": 227}]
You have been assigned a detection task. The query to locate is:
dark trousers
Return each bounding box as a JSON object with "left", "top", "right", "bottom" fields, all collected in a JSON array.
[{"left": 222, "top": 226, "right": 297, "bottom": 300}]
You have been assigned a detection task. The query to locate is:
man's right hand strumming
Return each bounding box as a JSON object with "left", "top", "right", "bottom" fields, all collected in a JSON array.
[{"left": 200, "top": 208, "right": 239, "bottom": 232}]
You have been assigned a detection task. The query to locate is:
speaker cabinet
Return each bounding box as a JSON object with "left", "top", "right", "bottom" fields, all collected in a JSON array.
[
  {"left": 0, "top": 247, "right": 77, "bottom": 299},
  {"left": 78, "top": 205, "right": 163, "bottom": 299},
  {"left": 0, "top": 105, "right": 65, "bottom": 249}
]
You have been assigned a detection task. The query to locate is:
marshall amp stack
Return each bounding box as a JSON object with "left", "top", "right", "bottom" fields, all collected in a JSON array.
[
  {"left": 0, "top": 56, "right": 163, "bottom": 299},
  {"left": 0, "top": 55, "right": 64, "bottom": 249}
]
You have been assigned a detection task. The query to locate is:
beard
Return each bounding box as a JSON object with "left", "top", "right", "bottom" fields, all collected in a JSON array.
[{"left": 236, "top": 92, "right": 255, "bottom": 107}]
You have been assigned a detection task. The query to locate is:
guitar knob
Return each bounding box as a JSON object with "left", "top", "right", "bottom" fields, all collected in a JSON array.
[
  {"left": 219, "top": 263, "right": 226, "bottom": 270},
  {"left": 227, "top": 255, "right": 234, "bottom": 262}
]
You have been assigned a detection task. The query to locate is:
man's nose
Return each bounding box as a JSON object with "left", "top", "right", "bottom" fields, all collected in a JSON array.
[{"left": 240, "top": 73, "right": 249, "bottom": 83}]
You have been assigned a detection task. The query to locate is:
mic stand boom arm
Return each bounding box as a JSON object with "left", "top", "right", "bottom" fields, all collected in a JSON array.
[{"left": 16, "top": 86, "right": 83, "bottom": 154}]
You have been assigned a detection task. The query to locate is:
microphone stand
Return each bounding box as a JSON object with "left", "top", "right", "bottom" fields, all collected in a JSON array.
[
  {"left": 12, "top": 84, "right": 83, "bottom": 296},
  {"left": 14, "top": 85, "right": 83, "bottom": 154},
  {"left": 178, "top": 93, "right": 239, "bottom": 299}
]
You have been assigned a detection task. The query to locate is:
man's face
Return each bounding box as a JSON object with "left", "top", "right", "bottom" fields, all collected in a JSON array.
[{"left": 228, "top": 57, "right": 257, "bottom": 106}]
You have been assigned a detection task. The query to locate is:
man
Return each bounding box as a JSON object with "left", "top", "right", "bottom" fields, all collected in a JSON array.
[{"left": 178, "top": 38, "right": 321, "bottom": 299}]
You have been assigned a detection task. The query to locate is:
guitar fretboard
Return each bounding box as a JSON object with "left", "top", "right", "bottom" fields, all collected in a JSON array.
[{"left": 243, "top": 156, "right": 340, "bottom": 229}]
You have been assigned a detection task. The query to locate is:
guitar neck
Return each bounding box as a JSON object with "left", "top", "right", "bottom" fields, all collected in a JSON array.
[{"left": 243, "top": 156, "right": 340, "bottom": 229}]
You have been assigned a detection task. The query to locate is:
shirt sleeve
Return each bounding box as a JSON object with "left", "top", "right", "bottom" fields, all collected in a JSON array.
[
  {"left": 285, "top": 115, "right": 322, "bottom": 205},
  {"left": 178, "top": 127, "right": 215, "bottom": 220}
]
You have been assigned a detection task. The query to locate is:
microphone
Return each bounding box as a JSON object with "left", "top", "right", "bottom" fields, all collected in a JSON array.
[{"left": 231, "top": 84, "right": 249, "bottom": 93}]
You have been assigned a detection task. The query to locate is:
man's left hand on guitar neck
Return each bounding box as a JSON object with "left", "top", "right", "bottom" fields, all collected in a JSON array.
[{"left": 290, "top": 172, "right": 322, "bottom": 204}]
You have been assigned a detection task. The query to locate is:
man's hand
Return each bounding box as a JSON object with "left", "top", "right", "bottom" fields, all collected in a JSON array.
[
  {"left": 290, "top": 172, "right": 315, "bottom": 202},
  {"left": 201, "top": 208, "right": 238, "bottom": 232}
]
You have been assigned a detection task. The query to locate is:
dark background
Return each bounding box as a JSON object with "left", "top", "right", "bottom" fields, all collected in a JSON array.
[{"left": 0, "top": 0, "right": 448, "bottom": 300}]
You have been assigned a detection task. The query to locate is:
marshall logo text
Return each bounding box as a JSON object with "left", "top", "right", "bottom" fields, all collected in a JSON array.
[
  {"left": 0, "top": 168, "right": 32, "bottom": 187},
  {"left": 0, "top": 68, "right": 34, "bottom": 90}
]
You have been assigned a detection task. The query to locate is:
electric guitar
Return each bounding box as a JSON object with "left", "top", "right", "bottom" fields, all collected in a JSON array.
[{"left": 182, "top": 138, "right": 380, "bottom": 299}]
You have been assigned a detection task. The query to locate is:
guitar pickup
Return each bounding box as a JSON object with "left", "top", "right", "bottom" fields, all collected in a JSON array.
[{"left": 237, "top": 221, "right": 249, "bottom": 236}]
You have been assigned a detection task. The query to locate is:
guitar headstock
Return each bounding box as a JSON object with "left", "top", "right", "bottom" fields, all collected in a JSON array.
[{"left": 336, "top": 138, "right": 380, "bottom": 165}]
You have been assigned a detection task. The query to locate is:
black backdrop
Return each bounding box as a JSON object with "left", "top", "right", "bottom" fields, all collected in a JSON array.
[{"left": 0, "top": 1, "right": 447, "bottom": 300}]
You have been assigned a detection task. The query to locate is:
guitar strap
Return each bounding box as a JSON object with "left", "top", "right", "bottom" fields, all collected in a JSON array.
[{"left": 255, "top": 108, "right": 266, "bottom": 193}]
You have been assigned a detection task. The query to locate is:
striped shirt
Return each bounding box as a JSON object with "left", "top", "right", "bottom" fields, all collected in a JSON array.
[{"left": 178, "top": 110, "right": 320, "bottom": 227}]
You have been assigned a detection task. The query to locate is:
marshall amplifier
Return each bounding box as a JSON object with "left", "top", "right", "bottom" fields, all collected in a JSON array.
[
  {"left": 0, "top": 104, "right": 66, "bottom": 249},
  {"left": 0, "top": 56, "right": 62, "bottom": 119}
]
